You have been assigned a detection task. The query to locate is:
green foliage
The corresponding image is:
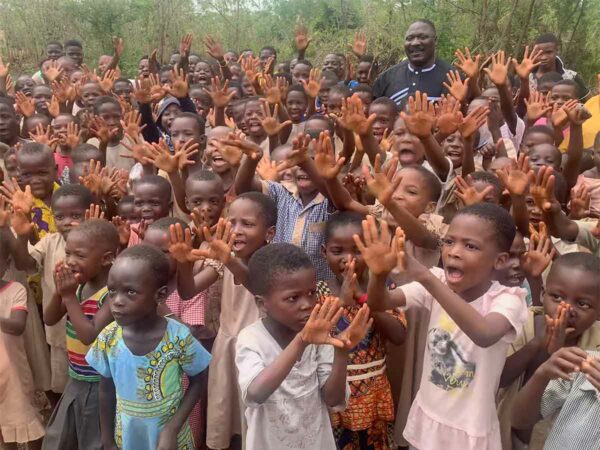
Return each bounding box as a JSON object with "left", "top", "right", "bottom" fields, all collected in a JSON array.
[{"left": 0, "top": 0, "right": 597, "bottom": 88}]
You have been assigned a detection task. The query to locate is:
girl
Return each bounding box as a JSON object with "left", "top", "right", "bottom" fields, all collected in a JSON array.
[
  {"left": 0, "top": 238, "right": 45, "bottom": 449},
  {"left": 85, "top": 244, "right": 211, "bottom": 450},
  {"left": 356, "top": 203, "right": 528, "bottom": 450},
  {"left": 318, "top": 211, "right": 406, "bottom": 449}
]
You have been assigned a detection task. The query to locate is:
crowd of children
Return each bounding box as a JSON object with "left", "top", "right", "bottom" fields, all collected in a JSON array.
[{"left": 0, "top": 17, "right": 598, "bottom": 450}]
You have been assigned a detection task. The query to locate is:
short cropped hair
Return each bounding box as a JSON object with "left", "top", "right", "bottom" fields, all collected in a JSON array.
[
  {"left": 51, "top": 184, "right": 94, "bottom": 209},
  {"left": 117, "top": 244, "right": 170, "bottom": 288},
  {"left": 70, "top": 218, "right": 120, "bottom": 253},
  {"left": 174, "top": 111, "right": 205, "bottom": 135},
  {"left": 248, "top": 243, "right": 314, "bottom": 296},
  {"left": 535, "top": 33, "right": 559, "bottom": 46},
  {"left": 469, "top": 171, "right": 504, "bottom": 199},
  {"left": 234, "top": 192, "right": 277, "bottom": 228},
  {"left": 325, "top": 211, "right": 365, "bottom": 244},
  {"left": 64, "top": 39, "right": 83, "bottom": 49},
  {"left": 94, "top": 96, "right": 121, "bottom": 115},
  {"left": 371, "top": 96, "right": 399, "bottom": 115},
  {"left": 402, "top": 165, "right": 442, "bottom": 203},
  {"left": 454, "top": 203, "right": 516, "bottom": 252},
  {"left": 133, "top": 175, "right": 172, "bottom": 199},
  {"left": 148, "top": 216, "right": 189, "bottom": 233},
  {"left": 548, "top": 252, "right": 600, "bottom": 280}
]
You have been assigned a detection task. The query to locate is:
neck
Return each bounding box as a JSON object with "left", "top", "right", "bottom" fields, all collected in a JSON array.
[
  {"left": 410, "top": 56, "right": 435, "bottom": 69},
  {"left": 85, "top": 267, "right": 110, "bottom": 293},
  {"left": 249, "top": 133, "right": 266, "bottom": 144},
  {"left": 262, "top": 315, "right": 297, "bottom": 348},
  {"left": 537, "top": 61, "right": 557, "bottom": 76},
  {"left": 459, "top": 279, "right": 494, "bottom": 303},
  {"left": 299, "top": 189, "right": 318, "bottom": 206},
  {"left": 124, "top": 312, "right": 164, "bottom": 334}
]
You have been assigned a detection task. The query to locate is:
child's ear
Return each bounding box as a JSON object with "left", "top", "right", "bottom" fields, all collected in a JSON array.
[
  {"left": 265, "top": 226, "right": 275, "bottom": 244},
  {"left": 255, "top": 295, "right": 267, "bottom": 315},
  {"left": 320, "top": 244, "right": 327, "bottom": 258},
  {"left": 101, "top": 250, "right": 116, "bottom": 267},
  {"left": 493, "top": 252, "right": 509, "bottom": 271},
  {"left": 155, "top": 285, "right": 169, "bottom": 304},
  {"left": 424, "top": 201, "right": 437, "bottom": 214}
]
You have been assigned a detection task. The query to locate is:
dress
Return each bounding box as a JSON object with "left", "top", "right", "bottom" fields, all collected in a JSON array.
[
  {"left": 86, "top": 318, "right": 212, "bottom": 450},
  {"left": 206, "top": 268, "right": 261, "bottom": 449},
  {"left": 317, "top": 281, "right": 405, "bottom": 450},
  {"left": 0, "top": 281, "right": 45, "bottom": 443}
]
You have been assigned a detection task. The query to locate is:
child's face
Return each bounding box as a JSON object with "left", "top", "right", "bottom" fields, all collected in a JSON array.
[
  {"left": 356, "top": 61, "right": 372, "bottom": 84},
  {"left": 4, "top": 154, "right": 18, "bottom": 180},
  {"left": 52, "top": 195, "right": 87, "bottom": 237},
  {"left": 23, "top": 116, "right": 50, "bottom": 138},
  {"left": 549, "top": 84, "right": 577, "bottom": 108},
  {"left": 116, "top": 201, "right": 137, "bottom": 222},
  {"left": 229, "top": 64, "right": 242, "bottom": 81},
  {"left": 65, "top": 230, "right": 113, "bottom": 283},
  {"left": 97, "top": 55, "right": 112, "bottom": 74},
  {"left": 543, "top": 265, "right": 600, "bottom": 341},
  {"left": 194, "top": 62, "right": 212, "bottom": 85},
  {"left": 471, "top": 180, "right": 500, "bottom": 204},
  {"left": 441, "top": 214, "right": 507, "bottom": 295},
  {"left": 291, "top": 63, "right": 310, "bottom": 85},
  {"left": 81, "top": 83, "right": 102, "bottom": 109},
  {"left": 326, "top": 92, "right": 344, "bottom": 115},
  {"left": 107, "top": 258, "right": 164, "bottom": 326},
  {"left": 243, "top": 101, "right": 265, "bottom": 138},
  {"left": 382, "top": 167, "right": 433, "bottom": 221},
  {"left": 190, "top": 90, "right": 211, "bottom": 118},
  {"left": 160, "top": 104, "right": 181, "bottom": 132},
  {"left": 355, "top": 92, "right": 373, "bottom": 112},
  {"left": 97, "top": 103, "right": 123, "bottom": 137},
  {"left": 285, "top": 91, "right": 307, "bottom": 122},
  {"left": 113, "top": 81, "right": 132, "bottom": 103},
  {"left": 52, "top": 115, "right": 75, "bottom": 147},
  {"left": 47, "top": 44, "right": 63, "bottom": 60},
  {"left": 520, "top": 131, "right": 553, "bottom": 155},
  {"left": 241, "top": 77, "right": 256, "bottom": 96},
  {"left": 65, "top": 45, "right": 83, "bottom": 66},
  {"left": 228, "top": 198, "right": 274, "bottom": 260},
  {"left": 303, "top": 118, "right": 331, "bottom": 140},
  {"left": 170, "top": 117, "right": 202, "bottom": 150},
  {"left": 537, "top": 43, "right": 557, "bottom": 71},
  {"left": 318, "top": 79, "right": 335, "bottom": 105},
  {"left": 143, "top": 228, "right": 177, "bottom": 277},
  {"left": 32, "top": 86, "right": 52, "bottom": 114},
  {"left": 370, "top": 103, "right": 395, "bottom": 142},
  {"left": 528, "top": 143, "right": 561, "bottom": 171},
  {"left": 185, "top": 179, "right": 225, "bottom": 227},
  {"left": 16, "top": 76, "right": 35, "bottom": 96},
  {"left": 322, "top": 223, "right": 366, "bottom": 282},
  {"left": 323, "top": 54, "right": 342, "bottom": 78},
  {"left": 17, "top": 152, "right": 56, "bottom": 200},
  {"left": 495, "top": 233, "right": 526, "bottom": 287},
  {"left": 442, "top": 131, "right": 465, "bottom": 169},
  {"left": 133, "top": 182, "right": 171, "bottom": 223},
  {"left": 391, "top": 117, "right": 425, "bottom": 166},
  {"left": 0, "top": 104, "right": 18, "bottom": 144},
  {"left": 261, "top": 267, "right": 317, "bottom": 332},
  {"left": 295, "top": 167, "right": 317, "bottom": 197},
  {"left": 259, "top": 49, "right": 275, "bottom": 70},
  {"left": 138, "top": 59, "right": 150, "bottom": 78}
]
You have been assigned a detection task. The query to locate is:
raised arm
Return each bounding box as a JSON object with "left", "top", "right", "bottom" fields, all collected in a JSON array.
[
  {"left": 484, "top": 51, "right": 517, "bottom": 134},
  {"left": 562, "top": 100, "right": 589, "bottom": 191}
]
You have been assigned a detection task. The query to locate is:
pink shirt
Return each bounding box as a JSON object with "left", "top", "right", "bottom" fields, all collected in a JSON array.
[{"left": 400, "top": 267, "right": 527, "bottom": 450}]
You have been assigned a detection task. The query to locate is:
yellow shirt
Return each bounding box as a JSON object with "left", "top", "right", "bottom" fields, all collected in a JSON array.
[{"left": 559, "top": 94, "right": 600, "bottom": 152}]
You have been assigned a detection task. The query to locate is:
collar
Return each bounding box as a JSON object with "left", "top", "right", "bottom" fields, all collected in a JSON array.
[
  {"left": 33, "top": 182, "right": 60, "bottom": 208},
  {"left": 408, "top": 61, "right": 437, "bottom": 73},
  {"left": 292, "top": 189, "right": 326, "bottom": 207}
]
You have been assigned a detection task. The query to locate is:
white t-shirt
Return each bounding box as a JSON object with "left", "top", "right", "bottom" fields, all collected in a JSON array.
[
  {"left": 235, "top": 320, "right": 348, "bottom": 450},
  {"left": 401, "top": 267, "right": 528, "bottom": 450}
]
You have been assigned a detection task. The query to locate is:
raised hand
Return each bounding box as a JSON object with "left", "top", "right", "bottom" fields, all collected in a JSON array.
[
  {"left": 240, "top": 55, "right": 261, "bottom": 86},
  {"left": 580, "top": 355, "right": 600, "bottom": 391},
  {"left": 349, "top": 31, "right": 367, "bottom": 58},
  {"left": 179, "top": 33, "right": 193, "bottom": 59},
  {"left": 363, "top": 154, "right": 400, "bottom": 205},
  {"left": 43, "top": 59, "right": 63, "bottom": 83},
  {"left": 525, "top": 90, "right": 552, "bottom": 122},
  {"left": 14, "top": 91, "right": 35, "bottom": 118},
  {"left": 337, "top": 303, "right": 373, "bottom": 350},
  {"left": 443, "top": 70, "right": 470, "bottom": 103},
  {"left": 132, "top": 77, "right": 153, "bottom": 104},
  {"left": 454, "top": 47, "right": 480, "bottom": 79},
  {"left": 65, "top": 121, "right": 83, "bottom": 150},
  {"left": 111, "top": 216, "right": 131, "bottom": 246},
  {"left": 143, "top": 139, "right": 188, "bottom": 173},
  {"left": 261, "top": 74, "right": 288, "bottom": 105},
  {"left": 29, "top": 123, "right": 59, "bottom": 148},
  {"left": 52, "top": 78, "right": 72, "bottom": 103},
  {"left": 78, "top": 159, "right": 106, "bottom": 197},
  {"left": 313, "top": 131, "right": 345, "bottom": 180},
  {"left": 530, "top": 166, "right": 557, "bottom": 213},
  {"left": 512, "top": 45, "right": 543, "bottom": 80},
  {"left": 520, "top": 229, "right": 555, "bottom": 278},
  {"left": 89, "top": 115, "right": 119, "bottom": 145},
  {"left": 121, "top": 135, "right": 152, "bottom": 165},
  {"left": 353, "top": 215, "right": 397, "bottom": 276},
  {"left": 120, "top": 110, "right": 146, "bottom": 140},
  {"left": 294, "top": 20, "right": 312, "bottom": 52},
  {"left": 168, "top": 222, "right": 206, "bottom": 263},
  {"left": 0, "top": 196, "right": 11, "bottom": 228},
  {"left": 569, "top": 183, "right": 591, "bottom": 219},
  {"left": 434, "top": 95, "right": 462, "bottom": 136},
  {"left": 537, "top": 346, "right": 588, "bottom": 381},
  {"left": 299, "top": 296, "right": 345, "bottom": 348},
  {"left": 112, "top": 36, "right": 125, "bottom": 59},
  {"left": 195, "top": 217, "right": 235, "bottom": 263},
  {"left": 84, "top": 203, "right": 105, "bottom": 221},
  {"left": 454, "top": 175, "right": 494, "bottom": 206},
  {"left": 335, "top": 94, "right": 376, "bottom": 135},
  {"left": 400, "top": 91, "right": 436, "bottom": 138},
  {"left": 53, "top": 261, "right": 79, "bottom": 297},
  {"left": 218, "top": 132, "right": 262, "bottom": 161},
  {"left": 301, "top": 68, "right": 321, "bottom": 99},
  {"left": 47, "top": 95, "right": 60, "bottom": 118},
  {"left": 277, "top": 134, "right": 310, "bottom": 170},
  {"left": 202, "top": 35, "right": 224, "bottom": 60},
  {"left": 204, "top": 76, "right": 236, "bottom": 108},
  {"left": 260, "top": 100, "right": 292, "bottom": 136},
  {"left": 256, "top": 158, "right": 282, "bottom": 182},
  {"left": 379, "top": 128, "right": 395, "bottom": 152},
  {"left": 99, "top": 69, "right": 116, "bottom": 94},
  {"left": 1, "top": 178, "right": 34, "bottom": 215},
  {"left": 339, "top": 258, "right": 360, "bottom": 304},
  {"left": 165, "top": 67, "right": 189, "bottom": 98},
  {"left": 458, "top": 105, "right": 489, "bottom": 139},
  {"left": 483, "top": 50, "right": 510, "bottom": 86},
  {"left": 564, "top": 100, "right": 590, "bottom": 126},
  {"left": 496, "top": 154, "right": 533, "bottom": 197},
  {"left": 544, "top": 302, "right": 573, "bottom": 354}
]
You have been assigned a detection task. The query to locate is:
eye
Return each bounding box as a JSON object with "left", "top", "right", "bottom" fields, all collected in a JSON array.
[
  {"left": 108, "top": 288, "right": 116, "bottom": 296},
  {"left": 550, "top": 293, "right": 563, "bottom": 302},
  {"left": 441, "top": 238, "right": 454, "bottom": 246},
  {"left": 465, "top": 243, "right": 479, "bottom": 250},
  {"left": 127, "top": 289, "right": 137, "bottom": 296},
  {"left": 577, "top": 300, "right": 590, "bottom": 309},
  {"left": 286, "top": 295, "right": 298, "bottom": 303}
]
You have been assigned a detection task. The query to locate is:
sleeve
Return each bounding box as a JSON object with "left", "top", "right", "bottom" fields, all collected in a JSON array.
[
  {"left": 315, "top": 344, "right": 349, "bottom": 411},
  {"left": 85, "top": 326, "right": 114, "bottom": 378},
  {"left": 540, "top": 377, "right": 573, "bottom": 419},
  {"left": 575, "top": 222, "right": 600, "bottom": 255},
  {"left": 139, "top": 102, "right": 161, "bottom": 143},
  {"left": 489, "top": 290, "right": 529, "bottom": 344},
  {"left": 400, "top": 267, "right": 442, "bottom": 311},
  {"left": 372, "top": 71, "right": 388, "bottom": 98},
  {"left": 28, "top": 235, "right": 49, "bottom": 272},
  {"left": 235, "top": 329, "right": 267, "bottom": 408},
  {"left": 179, "top": 322, "right": 212, "bottom": 376},
  {"left": 10, "top": 283, "right": 28, "bottom": 311},
  {"left": 573, "top": 73, "right": 590, "bottom": 100}
]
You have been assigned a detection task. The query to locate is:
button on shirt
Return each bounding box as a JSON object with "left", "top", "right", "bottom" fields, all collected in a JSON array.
[{"left": 373, "top": 58, "right": 452, "bottom": 107}]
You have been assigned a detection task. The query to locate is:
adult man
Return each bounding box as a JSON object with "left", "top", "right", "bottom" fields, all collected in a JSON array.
[
  {"left": 529, "top": 33, "right": 590, "bottom": 101},
  {"left": 373, "top": 19, "right": 451, "bottom": 106}
]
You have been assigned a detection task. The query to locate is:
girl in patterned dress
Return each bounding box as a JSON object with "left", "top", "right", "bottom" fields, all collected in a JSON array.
[{"left": 318, "top": 211, "right": 407, "bottom": 449}]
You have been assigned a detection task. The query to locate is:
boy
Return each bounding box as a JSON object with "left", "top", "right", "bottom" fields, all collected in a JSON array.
[
  {"left": 64, "top": 39, "right": 84, "bottom": 67},
  {"left": 511, "top": 253, "right": 600, "bottom": 450},
  {"left": 2, "top": 184, "right": 94, "bottom": 398},
  {"left": 0, "top": 98, "right": 21, "bottom": 147},
  {"left": 42, "top": 218, "right": 119, "bottom": 450}
]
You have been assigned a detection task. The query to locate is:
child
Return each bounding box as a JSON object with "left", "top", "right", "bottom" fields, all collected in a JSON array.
[
  {"left": 116, "top": 195, "right": 137, "bottom": 221},
  {"left": 236, "top": 242, "right": 372, "bottom": 450},
  {"left": 358, "top": 203, "right": 528, "bottom": 450},
  {"left": 510, "top": 254, "right": 600, "bottom": 450},
  {"left": 51, "top": 113, "right": 79, "bottom": 184},
  {"left": 4, "top": 184, "right": 94, "bottom": 397},
  {"left": 86, "top": 244, "right": 211, "bottom": 450},
  {"left": 318, "top": 211, "right": 406, "bottom": 449},
  {"left": 42, "top": 219, "right": 120, "bottom": 450},
  {"left": 0, "top": 236, "right": 45, "bottom": 449}
]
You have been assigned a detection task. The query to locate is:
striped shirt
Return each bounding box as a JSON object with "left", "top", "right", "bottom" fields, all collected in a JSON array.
[
  {"left": 66, "top": 285, "right": 108, "bottom": 382},
  {"left": 541, "top": 350, "right": 600, "bottom": 450}
]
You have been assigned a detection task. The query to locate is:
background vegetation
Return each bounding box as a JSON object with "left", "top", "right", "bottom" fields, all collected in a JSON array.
[{"left": 0, "top": 0, "right": 598, "bottom": 88}]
